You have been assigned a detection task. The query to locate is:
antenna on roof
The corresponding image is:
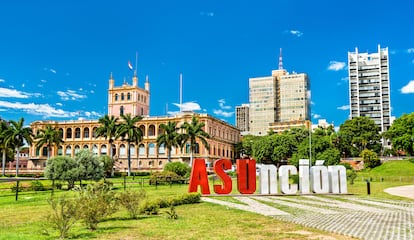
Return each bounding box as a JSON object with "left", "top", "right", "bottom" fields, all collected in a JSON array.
[{"left": 278, "top": 48, "right": 283, "bottom": 70}]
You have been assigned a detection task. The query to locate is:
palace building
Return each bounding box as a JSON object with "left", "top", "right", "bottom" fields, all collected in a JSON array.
[{"left": 28, "top": 73, "right": 240, "bottom": 172}]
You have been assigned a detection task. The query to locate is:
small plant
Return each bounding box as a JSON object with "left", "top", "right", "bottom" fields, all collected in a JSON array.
[
  {"left": 47, "top": 196, "right": 79, "bottom": 239},
  {"left": 139, "top": 199, "right": 160, "bottom": 215},
  {"left": 30, "top": 180, "right": 45, "bottom": 191},
  {"left": 165, "top": 205, "right": 178, "bottom": 220},
  {"left": 118, "top": 190, "right": 146, "bottom": 219},
  {"left": 75, "top": 182, "right": 118, "bottom": 230}
]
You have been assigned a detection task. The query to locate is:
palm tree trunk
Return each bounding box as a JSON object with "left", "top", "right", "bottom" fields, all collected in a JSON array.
[
  {"left": 127, "top": 142, "right": 131, "bottom": 176},
  {"left": 190, "top": 150, "right": 193, "bottom": 167},
  {"left": 2, "top": 149, "right": 6, "bottom": 176},
  {"left": 168, "top": 148, "right": 171, "bottom": 162},
  {"left": 109, "top": 142, "right": 114, "bottom": 177},
  {"left": 15, "top": 147, "right": 19, "bottom": 177}
]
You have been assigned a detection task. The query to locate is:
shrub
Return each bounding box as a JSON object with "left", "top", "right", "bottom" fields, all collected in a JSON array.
[
  {"left": 409, "top": 158, "right": 414, "bottom": 164},
  {"left": 360, "top": 149, "right": 381, "bottom": 168},
  {"left": 47, "top": 196, "right": 79, "bottom": 239},
  {"left": 149, "top": 171, "right": 184, "bottom": 185},
  {"left": 163, "top": 162, "right": 191, "bottom": 177},
  {"left": 165, "top": 205, "right": 178, "bottom": 220},
  {"left": 180, "top": 192, "right": 201, "bottom": 204},
  {"left": 118, "top": 190, "right": 146, "bottom": 219},
  {"left": 30, "top": 180, "right": 45, "bottom": 191},
  {"left": 346, "top": 169, "right": 357, "bottom": 185},
  {"left": 139, "top": 199, "right": 159, "bottom": 215},
  {"left": 75, "top": 182, "right": 118, "bottom": 230}
]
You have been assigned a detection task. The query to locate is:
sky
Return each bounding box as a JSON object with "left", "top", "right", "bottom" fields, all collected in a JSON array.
[{"left": 1, "top": 0, "right": 414, "bottom": 128}]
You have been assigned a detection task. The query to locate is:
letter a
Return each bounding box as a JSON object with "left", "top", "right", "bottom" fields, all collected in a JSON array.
[{"left": 188, "top": 158, "right": 210, "bottom": 194}]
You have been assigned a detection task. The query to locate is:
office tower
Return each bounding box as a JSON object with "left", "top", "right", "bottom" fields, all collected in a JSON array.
[
  {"left": 236, "top": 104, "right": 250, "bottom": 134},
  {"left": 348, "top": 45, "right": 391, "bottom": 132},
  {"left": 249, "top": 67, "right": 311, "bottom": 135}
]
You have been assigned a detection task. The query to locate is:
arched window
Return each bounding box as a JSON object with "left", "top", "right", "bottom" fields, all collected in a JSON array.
[
  {"left": 138, "top": 161, "right": 142, "bottom": 167},
  {"left": 120, "top": 144, "right": 126, "bottom": 156},
  {"left": 194, "top": 143, "right": 200, "bottom": 154},
  {"left": 75, "top": 128, "right": 81, "bottom": 138},
  {"left": 83, "top": 128, "right": 89, "bottom": 138},
  {"left": 159, "top": 161, "right": 163, "bottom": 167},
  {"left": 121, "top": 93, "right": 124, "bottom": 100},
  {"left": 66, "top": 128, "right": 72, "bottom": 138},
  {"left": 58, "top": 146, "right": 63, "bottom": 156},
  {"left": 185, "top": 143, "right": 190, "bottom": 154},
  {"left": 139, "top": 125, "right": 146, "bottom": 137},
  {"left": 148, "top": 125, "right": 155, "bottom": 136},
  {"left": 141, "top": 108, "right": 144, "bottom": 115},
  {"left": 83, "top": 145, "right": 89, "bottom": 149},
  {"left": 148, "top": 143, "right": 155, "bottom": 155},
  {"left": 58, "top": 128, "right": 63, "bottom": 139},
  {"left": 138, "top": 94, "right": 140, "bottom": 101},
  {"left": 92, "top": 127, "right": 97, "bottom": 138},
  {"left": 130, "top": 144, "right": 136, "bottom": 156},
  {"left": 36, "top": 148, "right": 40, "bottom": 156},
  {"left": 120, "top": 106, "right": 124, "bottom": 116},
  {"left": 158, "top": 143, "right": 165, "bottom": 155},
  {"left": 144, "top": 96, "right": 146, "bottom": 103},
  {"left": 100, "top": 145, "right": 107, "bottom": 155},
  {"left": 139, "top": 144, "right": 145, "bottom": 156},
  {"left": 74, "top": 145, "right": 80, "bottom": 154},
  {"left": 115, "top": 94, "right": 118, "bottom": 101},
  {"left": 66, "top": 146, "right": 72, "bottom": 156},
  {"left": 127, "top": 92, "right": 131, "bottom": 100},
  {"left": 42, "top": 147, "right": 48, "bottom": 156},
  {"left": 92, "top": 144, "right": 98, "bottom": 155}
]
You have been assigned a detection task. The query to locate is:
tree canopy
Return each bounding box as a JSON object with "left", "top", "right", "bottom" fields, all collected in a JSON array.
[{"left": 385, "top": 113, "right": 414, "bottom": 156}]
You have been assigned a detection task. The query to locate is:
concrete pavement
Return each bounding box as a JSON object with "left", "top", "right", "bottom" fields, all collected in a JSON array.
[{"left": 384, "top": 185, "right": 414, "bottom": 199}]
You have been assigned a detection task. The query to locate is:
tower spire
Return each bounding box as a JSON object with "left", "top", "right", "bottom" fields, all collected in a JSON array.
[{"left": 278, "top": 48, "right": 283, "bottom": 70}]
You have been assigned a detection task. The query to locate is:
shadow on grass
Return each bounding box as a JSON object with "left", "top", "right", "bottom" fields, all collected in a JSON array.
[{"left": 103, "top": 214, "right": 160, "bottom": 222}]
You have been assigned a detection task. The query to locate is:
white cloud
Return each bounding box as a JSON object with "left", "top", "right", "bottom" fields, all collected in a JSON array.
[
  {"left": 213, "top": 109, "right": 234, "bottom": 118},
  {"left": 0, "top": 79, "right": 5, "bottom": 83},
  {"left": 341, "top": 77, "right": 349, "bottom": 81},
  {"left": 289, "top": 30, "right": 303, "bottom": 37},
  {"left": 218, "top": 99, "right": 231, "bottom": 110},
  {"left": 312, "top": 113, "right": 322, "bottom": 119},
  {"left": 57, "top": 90, "right": 87, "bottom": 101},
  {"left": 90, "top": 90, "right": 95, "bottom": 94},
  {"left": 83, "top": 111, "right": 102, "bottom": 118},
  {"left": 407, "top": 48, "right": 414, "bottom": 53},
  {"left": 56, "top": 102, "right": 63, "bottom": 106},
  {"left": 0, "top": 100, "right": 76, "bottom": 118},
  {"left": 172, "top": 101, "right": 201, "bottom": 112},
  {"left": 412, "top": 59, "right": 414, "bottom": 64},
  {"left": 328, "top": 61, "right": 346, "bottom": 71},
  {"left": 401, "top": 80, "right": 414, "bottom": 94},
  {"left": 21, "top": 83, "right": 25, "bottom": 88},
  {"left": 0, "top": 87, "right": 41, "bottom": 98},
  {"left": 50, "top": 68, "right": 57, "bottom": 74},
  {"left": 200, "top": 12, "right": 215, "bottom": 17},
  {"left": 40, "top": 79, "right": 47, "bottom": 83},
  {"left": 337, "top": 105, "right": 350, "bottom": 110}
]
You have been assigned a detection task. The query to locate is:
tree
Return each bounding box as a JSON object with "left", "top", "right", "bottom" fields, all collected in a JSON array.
[
  {"left": 4, "top": 117, "right": 33, "bottom": 176},
  {"left": 316, "top": 148, "right": 341, "bottom": 165},
  {"left": 180, "top": 116, "right": 210, "bottom": 166},
  {"left": 385, "top": 113, "right": 414, "bottom": 156},
  {"left": 99, "top": 155, "right": 114, "bottom": 177},
  {"left": 338, "top": 117, "right": 380, "bottom": 157},
  {"left": 360, "top": 149, "right": 381, "bottom": 168},
  {"left": 45, "top": 156, "right": 78, "bottom": 189},
  {"left": 164, "top": 161, "right": 191, "bottom": 177},
  {"left": 116, "top": 114, "right": 143, "bottom": 176},
  {"left": 157, "top": 121, "right": 179, "bottom": 162},
  {"left": 35, "top": 124, "right": 63, "bottom": 160},
  {"left": 95, "top": 115, "right": 119, "bottom": 175},
  {"left": 74, "top": 150, "right": 104, "bottom": 183},
  {"left": 252, "top": 134, "right": 295, "bottom": 165},
  {"left": 0, "top": 119, "right": 11, "bottom": 176},
  {"left": 240, "top": 135, "right": 259, "bottom": 157}
]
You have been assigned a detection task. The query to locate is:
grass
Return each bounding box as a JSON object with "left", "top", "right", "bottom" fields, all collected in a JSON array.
[{"left": 357, "top": 159, "right": 414, "bottom": 178}]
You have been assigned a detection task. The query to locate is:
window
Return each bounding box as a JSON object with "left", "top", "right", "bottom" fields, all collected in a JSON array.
[
  {"left": 83, "top": 145, "right": 89, "bottom": 149},
  {"left": 74, "top": 145, "right": 80, "bottom": 154},
  {"left": 83, "top": 128, "right": 89, "bottom": 138},
  {"left": 92, "top": 144, "right": 98, "bottom": 155},
  {"left": 121, "top": 93, "right": 124, "bottom": 100},
  {"left": 66, "top": 128, "right": 72, "bottom": 138},
  {"left": 58, "top": 146, "right": 63, "bottom": 156},
  {"left": 75, "top": 128, "right": 81, "bottom": 138},
  {"left": 36, "top": 148, "right": 40, "bottom": 156},
  {"left": 58, "top": 128, "right": 63, "bottom": 139},
  {"left": 42, "top": 147, "right": 48, "bottom": 156},
  {"left": 139, "top": 144, "right": 145, "bottom": 156},
  {"left": 158, "top": 143, "right": 165, "bottom": 155},
  {"left": 149, "top": 143, "right": 155, "bottom": 155},
  {"left": 148, "top": 125, "right": 155, "bottom": 136},
  {"left": 127, "top": 92, "right": 131, "bottom": 100},
  {"left": 159, "top": 161, "right": 163, "bottom": 167},
  {"left": 66, "top": 146, "right": 72, "bottom": 156},
  {"left": 130, "top": 144, "right": 135, "bottom": 156},
  {"left": 194, "top": 143, "right": 200, "bottom": 154},
  {"left": 139, "top": 125, "right": 146, "bottom": 137},
  {"left": 120, "top": 106, "right": 124, "bottom": 116},
  {"left": 92, "top": 127, "right": 97, "bottom": 138},
  {"left": 141, "top": 108, "right": 144, "bottom": 115},
  {"left": 120, "top": 144, "right": 126, "bottom": 156},
  {"left": 115, "top": 94, "right": 118, "bottom": 101},
  {"left": 100, "top": 145, "right": 107, "bottom": 155},
  {"left": 185, "top": 143, "right": 190, "bottom": 154}
]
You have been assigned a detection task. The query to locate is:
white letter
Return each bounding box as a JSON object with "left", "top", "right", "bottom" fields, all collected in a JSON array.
[
  {"left": 310, "top": 165, "right": 329, "bottom": 193},
  {"left": 299, "top": 159, "right": 310, "bottom": 194},
  {"left": 279, "top": 165, "right": 298, "bottom": 194},
  {"left": 328, "top": 165, "right": 348, "bottom": 194},
  {"left": 260, "top": 164, "right": 278, "bottom": 194}
]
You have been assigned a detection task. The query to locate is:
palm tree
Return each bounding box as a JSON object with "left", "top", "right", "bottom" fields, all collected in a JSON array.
[
  {"left": 116, "top": 114, "right": 143, "bottom": 176},
  {"left": 157, "top": 121, "right": 179, "bottom": 163},
  {"left": 0, "top": 119, "right": 10, "bottom": 176},
  {"left": 35, "top": 124, "right": 64, "bottom": 160},
  {"left": 180, "top": 116, "right": 210, "bottom": 166},
  {"left": 95, "top": 115, "right": 120, "bottom": 175},
  {"left": 4, "top": 118, "right": 33, "bottom": 177}
]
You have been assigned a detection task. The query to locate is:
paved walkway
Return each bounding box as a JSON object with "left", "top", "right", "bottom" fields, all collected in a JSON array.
[
  {"left": 202, "top": 195, "right": 414, "bottom": 240},
  {"left": 384, "top": 185, "right": 414, "bottom": 199}
]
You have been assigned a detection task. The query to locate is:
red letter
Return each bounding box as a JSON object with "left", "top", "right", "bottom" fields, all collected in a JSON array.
[
  {"left": 188, "top": 158, "right": 210, "bottom": 194},
  {"left": 237, "top": 159, "right": 256, "bottom": 194},
  {"left": 213, "top": 159, "right": 232, "bottom": 194}
]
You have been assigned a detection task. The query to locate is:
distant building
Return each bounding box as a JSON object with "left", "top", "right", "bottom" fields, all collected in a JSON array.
[
  {"left": 348, "top": 45, "right": 391, "bottom": 133},
  {"left": 249, "top": 61, "right": 311, "bottom": 135},
  {"left": 235, "top": 104, "right": 249, "bottom": 134}
]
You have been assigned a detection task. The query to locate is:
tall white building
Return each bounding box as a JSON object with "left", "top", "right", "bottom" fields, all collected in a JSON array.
[
  {"left": 348, "top": 45, "right": 391, "bottom": 132},
  {"left": 235, "top": 104, "right": 250, "bottom": 134}
]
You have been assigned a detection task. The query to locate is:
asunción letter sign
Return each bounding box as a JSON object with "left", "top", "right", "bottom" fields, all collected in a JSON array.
[{"left": 188, "top": 158, "right": 347, "bottom": 195}]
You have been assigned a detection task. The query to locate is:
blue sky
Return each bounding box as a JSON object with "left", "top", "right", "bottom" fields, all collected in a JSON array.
[{"left": 1, "top": 0, "right": 413, "bottom": 127}]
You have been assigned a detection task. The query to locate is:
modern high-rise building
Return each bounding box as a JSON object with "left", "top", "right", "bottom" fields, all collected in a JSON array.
[
  {"left": 348, "top": 45, "right": 391, "bottom": 132},
  {"left": 235, "top": 104, "right": 249, "bottom": 134},
  {"left": 249, "top": 66, "right": 311, "bottom": 135}
]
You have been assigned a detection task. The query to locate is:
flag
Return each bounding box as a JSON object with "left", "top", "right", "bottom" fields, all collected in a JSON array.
[{"left": 128, "top": 60, "right": 133, "bottom": 70}]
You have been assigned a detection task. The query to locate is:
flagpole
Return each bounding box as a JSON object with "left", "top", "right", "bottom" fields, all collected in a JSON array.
[
  {"left": 134, "top": 52, "right": 138, "bottom": 76},
  {"left": 179, "top": 73, "right": 183, "bottom": 113}
]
